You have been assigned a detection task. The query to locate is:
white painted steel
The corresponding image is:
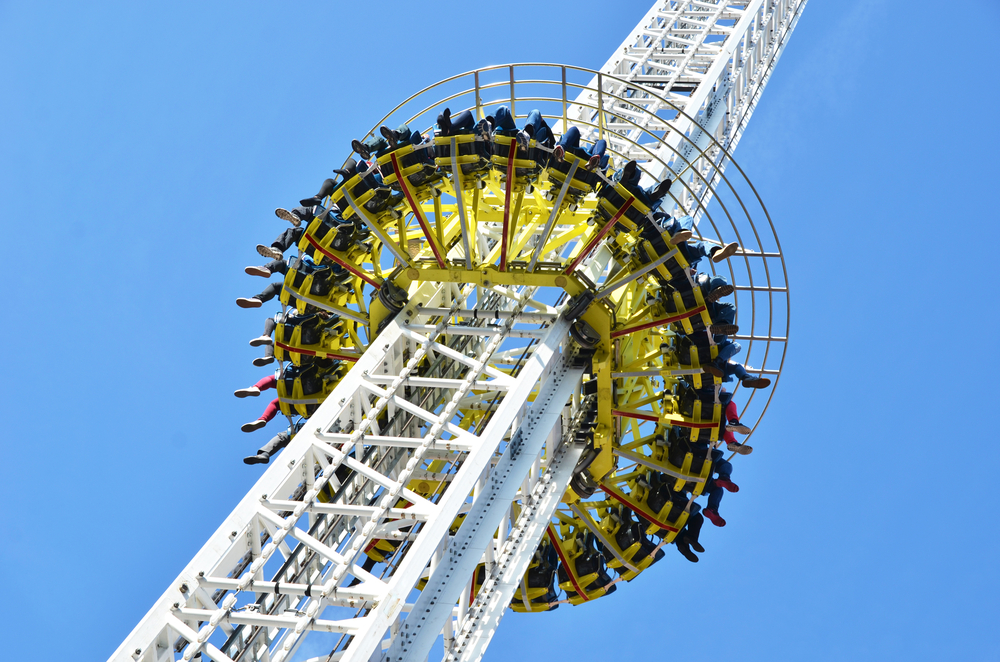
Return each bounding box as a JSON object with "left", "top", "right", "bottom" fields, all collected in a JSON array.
[
  {"left": 387, "top": 355, "right": 585, "bottom": 661},
  {"left": 570, "top": 0, "right": 810, "bottom": 213},
  {"left": 446, "top": 439, "right": 584, "bottom": 662}
]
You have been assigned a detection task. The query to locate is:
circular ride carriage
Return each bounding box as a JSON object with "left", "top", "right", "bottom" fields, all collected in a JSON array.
[{"left": 266, "top": 63, "right": 788, "bottom": 612}]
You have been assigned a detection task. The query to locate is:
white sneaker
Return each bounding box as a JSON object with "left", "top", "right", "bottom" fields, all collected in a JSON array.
[
  {"left": 236, "top": 297, "right": 262, "bottom": 309},
  {"left": 244, "top": 265, "right": 272, "bottom": 278},
  {"left": 249, "top": 336, "right": 273, "bottom": 348},
  {"left": 241, "top": 419, "right": 267, "bottom": 433},
  {"left": 234, "top": 386, "right": 261, "bottom": 398}
]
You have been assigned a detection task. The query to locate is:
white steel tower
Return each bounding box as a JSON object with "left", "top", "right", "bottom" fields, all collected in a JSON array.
[{"left": 109, "top": 2, "right": 806, "bottom": 662}]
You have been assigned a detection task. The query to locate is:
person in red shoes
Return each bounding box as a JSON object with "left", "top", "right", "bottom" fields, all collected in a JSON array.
[{"left": 702, "top": 446, "right": 738, "bottom": 528}]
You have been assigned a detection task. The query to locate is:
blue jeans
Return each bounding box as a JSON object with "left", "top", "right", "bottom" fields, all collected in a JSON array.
[
  {"left": 698, "top": 273, "right": 730, "bottom": 295},
  {"left": 714, "top": 360, "right": 750, "bottom": 382},
  {"left": 492, "top": 105, "right": 517, "bottom": 132},
  {"left": 440, "top": 109, "right": 476, "bottom": 134},
  {"left": 524, "top": 109, "right": 554, "bottom": 146},
  {"left": 716, "top": 339, "right": 741, "bottom": 363},
  {"left": 707, "top": 301, "right": 736, "bottom": 325},
  {"left": 679, "top": 240, "right": 711, "bottom": 266},
  {"left": 557, "top": 126, "right": 608, "bottom": 167},
  {"left": 707, "top": 449, "right": 732, "bottom": 511},
  {"left": 662, "top": 214, "right": 693, "bottom": 235}
]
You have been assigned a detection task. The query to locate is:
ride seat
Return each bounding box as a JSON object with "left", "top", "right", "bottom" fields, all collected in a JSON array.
[
  {"left": 555, "top": 531, "right": 616, "bottom": 605},
  {"left": 277, "top": 361, "right": 346, "bottom": 417},
  {"left": 489, "top": 134, "right": 542, "bottom": 190},
  {"left": 434, "top": 134, "right": 490, "bottom": 176}
]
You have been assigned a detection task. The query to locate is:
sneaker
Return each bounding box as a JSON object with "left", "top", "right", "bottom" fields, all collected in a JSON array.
[
  {"left": 710, "top": 323, "right": 739, "bottom": 336},
  {"left": 241, "top": 419, "right": 267, "bottom": 433},
  {"left": 380, "top": 125, "right": 397, "bottom": 148},
  {"left": 275, "top": 208, "right": 301, "bottom": 227},
  {"left": 741, "top": 377, "right": 771, "bottom": 389},
  {"left": 243, "top": 453, "right": 270, "bottom": 465},
  {"left": 668, "top": 229, "right": 693, "bottom": 245},
  {"left": 711, "top": 242, "right": 739, "bottom": 263},
  {"left": 475, "top": 119, "right": 491, "bottom": 143},
  {"left": 256, "top": 244, "right": 283, "bottom": 260},
  {"left": 552, "top": 145, "right": 565, "bottom": 162},
  {"left": 704, "top": 283, "right": 736, "bottom": 302},
  {"left": 714, "top": 478, "right": 740, "bottom": 493},
  {"left": 726, "top": 421, "right": 751, "bottom": 435},
  {"left": 244, "top": 265, "right": 272, "bottom": 278},
  {"left": 675, "top": 541, "right": 699, "bottom": 563},
  {"left": 516, "top": 130, "right": 531, "bottom": 152},
  {"left": 236, "top": 297, "right": 263, "bottom": 309},
  {"left": 234, "top": 386, "right": 261, "bottom": 398},
  {"left": 586, "top": 154, "right": 601, "bottom": 171},
  {"left": 248, "top": 335, "right": 273, "bottom": 348},
  {"left": 728, "top": 442, "right": 754, "bottom": 455},
  {"left": 252, "top": 356, "right": 275, "bottom": 367},
  {"left": 704, "top": 508, "right": 726, "bottom": 527},
  {"left": 351, "top": 139, "right": 371, "bottom": 160},
  {"left": 702, "top": 363, "right": 724, "bottom": 378}
]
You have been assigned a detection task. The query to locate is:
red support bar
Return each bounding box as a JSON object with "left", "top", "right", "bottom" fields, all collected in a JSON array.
[
  {"left": 610, "top": 306, "right": 707, "bottom": 339},
  {"left": 303, "top": 233, "right": 382, "bottom": 289},
  {"left": 563, "top": 195, "right": 634, "bottom": 275},
  {"left": 500, "top": 143, "right": 518, "bottom": 271},
  {"left": 599, "top": 485, "right": 679, "bottom": 533},
  {"left": 391, "top": 152, "right": 446, "bottom": 268}
]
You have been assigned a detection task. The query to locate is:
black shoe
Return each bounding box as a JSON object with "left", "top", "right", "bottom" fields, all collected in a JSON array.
[
  {"left": 710, "top": 323, "right": 739, "bottom": 336},
  {"left": 351, "top": 139, "right": 370, "bottom": 160},
  {"left": 243, "top": 453, "right": 269, "bottom": 465},
  {"left": 437, "top": 107, "right": 452, "bottom": 135},
  {"left": 621, "top": 160, "right": 637, "bottom": 184},
  {"left": 741, "top": 376, "right": 771, "bottom": 389},
  {"left": 676, "top": 540, "right": 699, "bottom": 563},
  {"left": 683, "top": 534, "right": 705, "bottom": 553},
  {"left": 380, "top": 125, "right": 399, "bottom": 149},
  {"left": 650, "top": 177, "right": 672, "bottom": 202}
]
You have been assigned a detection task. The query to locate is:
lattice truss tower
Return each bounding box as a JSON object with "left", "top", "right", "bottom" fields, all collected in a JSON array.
[{"left": 110, "top": 2, "right": 808, "bottom": 662}]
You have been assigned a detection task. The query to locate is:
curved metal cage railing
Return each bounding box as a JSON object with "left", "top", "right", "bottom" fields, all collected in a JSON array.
[{"left": 349, "top": 63, "right": 788, "bottom": 445}]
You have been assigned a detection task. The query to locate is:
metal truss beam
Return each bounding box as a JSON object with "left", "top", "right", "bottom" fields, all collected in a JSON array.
[
  {"left": 387, "top": 354, "right": 585, "bottom": 661},
  {"left": 570, "top": 0, "right": 809, "bottom": 211}
]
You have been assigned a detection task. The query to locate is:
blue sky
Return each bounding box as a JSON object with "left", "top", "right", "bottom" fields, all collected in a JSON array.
[{"left": 2, "top": 1, "right": 998, "bottom": 660}]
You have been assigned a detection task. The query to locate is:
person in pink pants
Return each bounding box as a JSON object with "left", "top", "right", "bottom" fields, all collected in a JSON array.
[{"left": 235, "top": 375, "right": 280, "bottom": 432}]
